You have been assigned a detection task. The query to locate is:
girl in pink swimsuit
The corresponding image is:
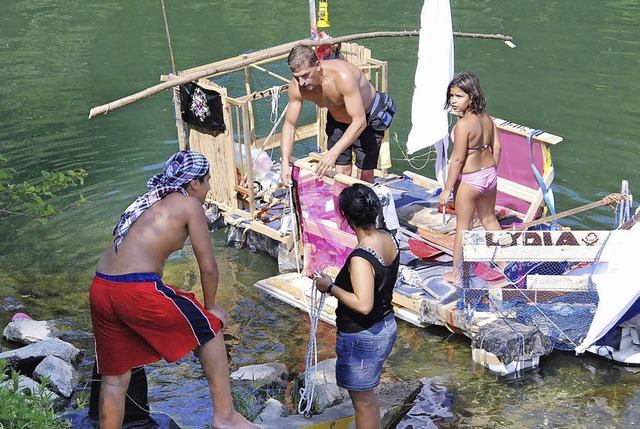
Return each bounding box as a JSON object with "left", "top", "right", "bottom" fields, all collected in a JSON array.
[{"left": 438, "top": 72, "right": 503, "bottom": 284}]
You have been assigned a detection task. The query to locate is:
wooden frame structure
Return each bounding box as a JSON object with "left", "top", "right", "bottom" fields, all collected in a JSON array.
[{"left": 161, "top": 40, "right": 390, "bottom": 245}]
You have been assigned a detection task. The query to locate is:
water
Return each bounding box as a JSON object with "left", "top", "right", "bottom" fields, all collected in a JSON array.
[{"left": 1, "top": 0, "right": 639, "bottom": 427}]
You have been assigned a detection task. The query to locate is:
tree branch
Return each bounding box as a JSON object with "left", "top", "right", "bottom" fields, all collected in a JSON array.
[{"left": 89, "top": 30, "right": 513, "bottom": 118}]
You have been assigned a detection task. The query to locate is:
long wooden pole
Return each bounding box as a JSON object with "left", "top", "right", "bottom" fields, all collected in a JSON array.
[
  {"left": 519, "top": 193, "right": 623, "bottom": 230},
  {"left": 88, "top": 30, "right": 514, "bottom": 119},
  {"left": 160, "top": 0, "right": 188, "bottom": 150}
]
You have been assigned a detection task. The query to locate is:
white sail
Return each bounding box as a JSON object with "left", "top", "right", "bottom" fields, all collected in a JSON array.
[{"left": 405, "top": 0, "right": 454, "bottom": 186}]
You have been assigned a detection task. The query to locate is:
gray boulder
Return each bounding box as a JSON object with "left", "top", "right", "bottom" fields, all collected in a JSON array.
[
  {"left": 230, "top": 362, "right": 287, "bottom": 385},
  {"left": 0, "top": 338, "right": 82, "bottom": 372},
  {"left": 3, "top": 318, "right": 63, "bottom": 345},
  {"left": 0, "top": 373, "right": 63, "bottom": 407},
  {"left": 34, "top": 355, "right": 79, "bottom": 398},
  {"left": 256, "top": 398, "right": 289, "bottom": 423},
  {"left": 301, "top": 358, "right": 345, "bottom": 411}
]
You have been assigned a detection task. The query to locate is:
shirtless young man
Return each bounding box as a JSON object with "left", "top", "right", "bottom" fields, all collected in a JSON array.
[
  {"left": 89, "top": 150, "right": 258, "bottom": 429},
  {"left": 438, "top": 72, "right": 503, "bottom": 284},
  {"left": 280, "top": 45, "right": 395, "bottom": 186}
]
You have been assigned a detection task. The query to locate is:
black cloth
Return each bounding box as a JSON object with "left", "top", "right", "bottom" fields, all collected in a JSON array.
[
  {"left": 179, "top": 82, "right": 226, "bottom": 133},
  {"left": 334, "top": 230, "right": 400, "bottom": 333}
]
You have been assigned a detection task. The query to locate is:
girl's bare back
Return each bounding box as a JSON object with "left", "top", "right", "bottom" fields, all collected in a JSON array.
[{"left": 455, "top": 112, "right": 498, "bottom": 174}]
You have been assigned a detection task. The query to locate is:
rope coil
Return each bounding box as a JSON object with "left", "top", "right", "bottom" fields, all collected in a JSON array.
[{"left": 297, "top": 275, "right": 325, "bottom": 418}]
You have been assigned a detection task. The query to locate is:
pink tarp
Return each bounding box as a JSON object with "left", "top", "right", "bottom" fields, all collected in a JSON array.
[
  {"left": 293, "top": 167, "right": 357, "bottom": 278},
  {"left": 495, "top": 128, "right": 546, "bottom": 216}
]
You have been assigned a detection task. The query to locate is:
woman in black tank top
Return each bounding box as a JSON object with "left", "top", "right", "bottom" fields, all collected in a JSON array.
[{"left": 316, "top": 184, "right": 399, "bottom": 429}]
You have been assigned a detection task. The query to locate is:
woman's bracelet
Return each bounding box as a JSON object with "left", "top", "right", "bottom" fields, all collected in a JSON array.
[{"left": 327, "top": 283, "right": 335, "bottom": 296}]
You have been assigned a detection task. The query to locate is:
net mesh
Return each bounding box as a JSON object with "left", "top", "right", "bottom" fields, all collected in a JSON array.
[
  {"left": 459, "top": 228, "right": 611, "bottom": 351},
  {"left": 208, "top": 56, "right": 319, "bottom": 166}
]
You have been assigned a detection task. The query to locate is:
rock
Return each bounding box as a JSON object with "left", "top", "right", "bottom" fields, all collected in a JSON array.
[
  {"left": 256, "top": 373, "right": 422, "bottom": 429},
  {"left": 0, "top": 373, "right": 63, "bottom": 407},
  {"left": 256, "top": 398, "right": 289, "bottom": 423},
  {"left": 0, "top": 338, "right": 82, "bottom": 373},
  {"left": 1, "top": 296, "right": 25, "bottom": 313},
  {"left": 303, "top": 358, "right": 345, "bottom": 411},
  {"left": 3, "top": 318, "right": 63, "bottom": 345},
  {"left": 230, "top": 362, "right": 287, "bottom": 385},
  {"left": 33, "top": 355, "right": 79, "bottom": 398}
]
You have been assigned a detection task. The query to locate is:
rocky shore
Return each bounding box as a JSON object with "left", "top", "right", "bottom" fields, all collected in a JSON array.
[{"left": 1, "top": 302, "right": 450, "bottom": 428}]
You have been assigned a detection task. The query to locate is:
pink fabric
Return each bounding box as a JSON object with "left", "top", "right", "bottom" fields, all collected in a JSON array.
[
  {"left": 495, "top": 128, "right": 545, "bottom": 215},
  {"left": 293, "top": 167, "right": 357, "bottom": 277},
  {"left": 458, "top": 165, "right": 497, "bottom": 194}
]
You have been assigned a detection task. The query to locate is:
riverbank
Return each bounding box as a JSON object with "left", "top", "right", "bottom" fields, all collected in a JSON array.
[{"left": 1, "top": 306, "right": 433, "bottom": 428}]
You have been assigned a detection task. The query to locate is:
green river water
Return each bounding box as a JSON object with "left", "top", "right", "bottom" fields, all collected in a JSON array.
[{"left": 1, "top": 1, "right": 639, "bottom": 427}]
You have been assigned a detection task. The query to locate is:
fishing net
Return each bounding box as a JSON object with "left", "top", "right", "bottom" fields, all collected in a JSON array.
[
  {"left": 204, "top": 55, "right": 319, "bottom": 198},
  {"left": 459, "top": 228, "right": 610, "bottom": 351}
]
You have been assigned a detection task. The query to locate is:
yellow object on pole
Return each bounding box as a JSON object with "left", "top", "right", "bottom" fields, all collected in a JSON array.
[{"left": 317, "top": 0, "right": 330, "bottom": 28}]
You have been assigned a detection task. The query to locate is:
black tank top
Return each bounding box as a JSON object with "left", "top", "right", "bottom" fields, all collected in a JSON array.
[{"left": 334, "top": 231, "right": 399, "bottom": 333}]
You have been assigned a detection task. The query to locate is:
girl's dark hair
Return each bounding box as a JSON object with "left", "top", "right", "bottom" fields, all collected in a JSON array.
[
  {"left": 338, "top": 184, "right": 381, "bottom": 229},
  {"left": 445, "top": 71, "right": 487, "bottom": 114}
]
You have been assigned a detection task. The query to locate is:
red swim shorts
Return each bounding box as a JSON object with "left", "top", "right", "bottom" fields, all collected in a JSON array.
[{"left": 89, "top": 272, "right": 222, "bottom": 375}]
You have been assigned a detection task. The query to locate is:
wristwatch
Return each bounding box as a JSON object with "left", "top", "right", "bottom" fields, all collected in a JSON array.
[{"left": 327, "top": 283, "right": 335, "bottom": 296}]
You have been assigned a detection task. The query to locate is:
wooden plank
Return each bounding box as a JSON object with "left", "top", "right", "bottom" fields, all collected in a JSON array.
[
  {"left": 417, "top": 226, "right": 455, "bottom": 251},
  {"left": 527, "top": 274, "right": 591, "bottom": 291},
  {"left": 266, "top": 277, "right": 305, "bottom": 300},
  {"left": 403, "top": 171, "right": 441, "bottom": 192},
  {"left": 522, "top": 168, "right": 554, "bottom": 224},
  {"left": 392, "top": 292, "right": 423, "bottom": 313},
  {"left": 493, "top": 117, "right": 563, "bottom": 145},
  {"left": 497, "top": 177, "right": 539, "bottom": 203},
  {"left": 293, "top": 157, "right": 366, "bottom": 186}
]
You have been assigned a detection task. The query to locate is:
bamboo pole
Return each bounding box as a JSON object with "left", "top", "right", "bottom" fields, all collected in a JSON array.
[
  {"left": 88, "top": 30, "right": 514, "bottom": 118},
  {"left": 160, "top": 0, "right": 188, "bottom": 149}
]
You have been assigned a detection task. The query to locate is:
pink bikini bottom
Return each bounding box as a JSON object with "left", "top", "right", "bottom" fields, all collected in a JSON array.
[{"left": 458, "top": 166, "right": 497, "bottom": 194}]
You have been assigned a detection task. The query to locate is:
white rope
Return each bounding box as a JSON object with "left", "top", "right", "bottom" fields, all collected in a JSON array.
[
  {"left": 270, "top": 85, "right": 281, "bottom": 123},
  {"left": 297, "top": 275, "right": 325, "bottom": 418}
]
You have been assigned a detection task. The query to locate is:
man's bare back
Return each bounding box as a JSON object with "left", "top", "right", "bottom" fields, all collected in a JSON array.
[
  {"left": 90, "top": 151, "right": 259, "bottom": 429},
  {"left": 96, "top": 192, "right": 203, "bottom": 277}
]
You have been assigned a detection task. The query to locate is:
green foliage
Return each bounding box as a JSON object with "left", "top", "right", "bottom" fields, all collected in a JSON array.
[
  {"left": 0, "top": 154, "right": 87, "bottom": 223},
  {"left": 230, "top": 380, "right": 287, "bottom": 423},
  {"left": 231, "top": 382, "right": 266, "bottom": 422},
  {"left": 0, "top": 359, "right": 71, "bottom": 429}
]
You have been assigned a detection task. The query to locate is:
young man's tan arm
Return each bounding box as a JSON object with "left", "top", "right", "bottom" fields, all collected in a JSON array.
[{"left": 185, "top": 197, "right": 226, "bottom": 326}]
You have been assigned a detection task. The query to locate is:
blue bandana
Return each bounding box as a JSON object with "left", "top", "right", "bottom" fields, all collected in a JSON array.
[{"left": 112, "top": 150, "right": 210, "bottom": 252}]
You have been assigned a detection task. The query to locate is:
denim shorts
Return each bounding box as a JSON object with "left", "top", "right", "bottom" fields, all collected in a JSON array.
[{"left": 335, "top": 313, "right": 397, "bottom": 391}]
